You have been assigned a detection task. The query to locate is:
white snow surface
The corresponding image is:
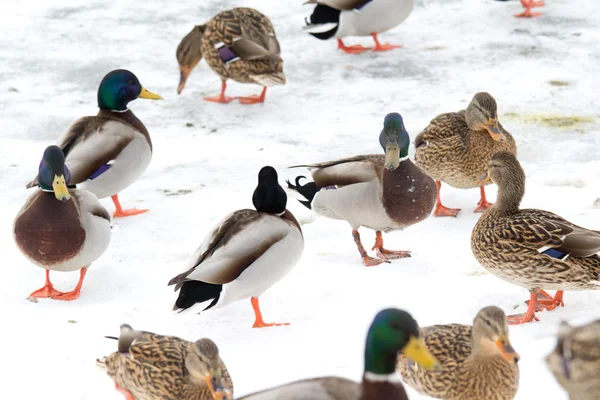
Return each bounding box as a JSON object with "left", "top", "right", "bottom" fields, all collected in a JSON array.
[{"left": 1, "top": 0, "right": 600, "bottom": 399}]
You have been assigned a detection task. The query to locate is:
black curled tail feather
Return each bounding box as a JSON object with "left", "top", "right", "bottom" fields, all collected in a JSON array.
[
  {"left": 286, "top": 176, "right": 321, "bottom": 210},
  {"left": 173, "top": 281, "right": 222, "bottom": 313}
]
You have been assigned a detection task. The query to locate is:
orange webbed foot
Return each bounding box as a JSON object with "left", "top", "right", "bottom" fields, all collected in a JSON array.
[
  {"left": 362, "top": 256, "right": 390, "bottom": 267},
  {"left": 204, "top": 94, "right": 236, "bottom": 104},
  {"left": 252, "top": 321, "right": 291, "bottom": 328},
  {"left": 113, "top": 208, "right": 149, "bottom": 218},
  {"left": 526, "top": 290, "right": 564, "bottom": 312},
  {"left": 507, "top": 312, "right": 540, "bottom": 325},
  {"left": 434, "top": 204, "right": 461, "bottom": 217},
  {"left": 51, "top": 288, "right": 82, "bottom": 301},
  {"left": 337, "top": 39, "right": 370, "bottom": 54},
  {"left": 373, "top": 43, "right": 402, "bottom": 52},
  {"left": 374, "top": 248, "right": 411, "bottom": 260},
  {"left": 474, "top": 200, "right": 493, "bottom": 213},
  {"left": 29, "top": 284, "right": 63, "bottom": 299}
]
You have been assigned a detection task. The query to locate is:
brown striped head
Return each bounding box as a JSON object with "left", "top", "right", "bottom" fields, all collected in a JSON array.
[
  {"left": 176, "top": 25, "right": 206, "bottom": 94},
  {"left": 186, "top": 338, "right": 231, "bottom": 400},
  {"left": 472, "top": 306, "right": 520, "bottom": 364},
  {"left": 465, "top": 92, "right": 505, "bottom": 142}
]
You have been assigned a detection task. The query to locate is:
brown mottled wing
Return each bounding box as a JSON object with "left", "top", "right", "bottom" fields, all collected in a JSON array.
[
  {"left": 231, "top": 8, "right": 281, "bottom": 62},
  {"left": 304, "top": 0, "right": 371, "bottom": 11},
  {"left": 238, "top": 376, "right": 359, "bottom": 399},
  {"left": 397, "top": 324, "right": 472, "bottom": 398},
  {"left": 414, "top": 111, "right": 468, "bottom": 151},
  {"left": 168, "top": 210, "right": 287, "bottom": 288},
  {"left": 290, "top": 154, "right": 383, "bottom": 187},
  {"left": 26, "top": 116, "right": 132, "bottom": 187}
]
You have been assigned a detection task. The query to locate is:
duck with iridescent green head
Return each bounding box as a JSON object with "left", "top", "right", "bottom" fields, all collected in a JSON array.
[
  {"left": 26, "top": 69, "right": 162, "bottom": 218},
  {"left": 287, "top": 113, "right": 437, "bottom": 266},
  {"left": 14, "top": 145, "right": 111, "bottom": 300},
  {"left": 239, "top": 308, "right": 439, "bottom": 399}
]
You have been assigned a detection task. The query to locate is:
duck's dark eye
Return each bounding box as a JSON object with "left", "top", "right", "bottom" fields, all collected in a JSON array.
[{"left": 127, "top": 80, "right": 134, "bottom": 85}]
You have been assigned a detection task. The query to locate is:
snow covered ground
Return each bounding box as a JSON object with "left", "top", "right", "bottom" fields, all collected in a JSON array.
[{"left": 1, "top": 0, "right": 600, "bottom": 398}]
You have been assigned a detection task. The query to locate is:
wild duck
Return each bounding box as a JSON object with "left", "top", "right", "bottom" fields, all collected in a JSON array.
[
  {"left": 177, "top": 7, "right": 284, "bottom": 104},
  {"left": 471, "top": 152, "right": 600, "bottom": 324},
  {"left": 397, "top": 306, "right": 520, "bottom": 400},
  {"left": 495, "top": 0, "right": 545, "bottom": 18},
  {"left": 168, "top": 166, "right": 304, "bottom": 328},
  {"left": 239, "top": 308, "right": 439, "bottom": 399},
  {"left": 546, "top": 320, "right": 600, "bottom": 400},
  {"left": 303, "top": 0, "right": 414, "bottom": 54},
  {"left": 414, "top": 92, "right": 516, "bottom": 217},
  {"left": 26, "top": 69, "right": 162, "bottom": 218},
  {"left": 287, "top": 112, "right": 436, "bottom": 266},
  {"left": 97, "top": 324, "right": 232, "bottom": 400},
  {"left": 14, "top": 145, "right": 111, "bottom": 300}
]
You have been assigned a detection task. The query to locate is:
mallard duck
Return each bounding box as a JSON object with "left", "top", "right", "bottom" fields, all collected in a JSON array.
[
  {"left": 176, "top": 7, "right": 284, "bottom": 104},
  {"left": 239, "top": 308, "right": 439, "bottom": 399},
  {"left": 303, "top": 0, "right": 414, "bottom": 54},
  {"left": 397, "top": 306, "right": 520, "bottom": 400},
  {"left": 97, "top": 324, "right": 232, "bottom": 400},
  {"left": 287, "top": 112, "right": 436, "bottom": 266},
  {"left": 546, "top": 320, "right": 600, "bottom": 400},
  {"left": 168, "top": 166, "right": 304, "bottom": 328},
  {"left": 26, "top": 69, "right": 162, "bottom": 218},
  {"left": 13, "top": 146, "right": 111, "bottom": 300},
  {"left": 414, "top": 92, "right": 517, "bottom": 217},
  {"left": 471, "top": 152, "right": 600, "bottom": 324}
]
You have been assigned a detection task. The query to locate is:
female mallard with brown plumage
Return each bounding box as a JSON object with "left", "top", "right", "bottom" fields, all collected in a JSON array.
[
  {"left": 546, "top": 320, "right": 600, "bottom": 400},
  {"left": 287, "top": 113, "right": 436, "bottom": 266},
  {"left": 168, "top": 166, "right": 304, "bottom": 328},
  {"left": 25, "top": 69, "right": 163, "bottom": 218},
  {"left": 14, "top": 146, "right": 111, "bottom": 300},
  {"left": 414, "top": 92, "right": 516, "bottom": 217},
  {"left": 97, "top": 324, "right": 232, "bottom": 400},
  {"left": 176, "top": 7, "right": 284, "bottom": 104},
  {"left": 239, "top": 308, "right": 438, "bottom": 400},
  {"left": 471, "top": 152, "right": 600, "bottom": 324},
  {"left": 397, "top": 306, "right": 520, "bottom": 400}
]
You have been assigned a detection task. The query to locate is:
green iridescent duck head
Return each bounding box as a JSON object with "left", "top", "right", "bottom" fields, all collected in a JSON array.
[
  {"left": 97, "top": 69, "right": 162, "bottom": 111},
  {"left": 37, "top": 145, "right": 71, "bottom": 202},
  {"left": 364, "top": 308, "right": 438, "bottom": 376},
  {"left": 379, "top": 113, "right": 410, "bottom": 171}
]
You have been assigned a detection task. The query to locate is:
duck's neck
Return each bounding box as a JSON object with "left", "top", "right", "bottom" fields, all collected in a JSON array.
[
  {"left": 486, "top": 181, "right": 524, "bottom": 218},
  {"left": 97, "top": 108, "right": 152, "bottom": 151},
  {"left": 359, "top": 375, "right": 407, "bottom": 400},
  {"left": 362, "top": 339, "right": 406, "bottom": 400}
]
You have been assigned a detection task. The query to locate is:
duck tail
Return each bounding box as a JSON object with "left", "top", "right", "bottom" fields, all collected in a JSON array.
[
  {"left": 286, "top": 176, "right": 321, "bottom": 210},
  {"left": 172, "top": 281, "right": 222, "bottom": 313}
]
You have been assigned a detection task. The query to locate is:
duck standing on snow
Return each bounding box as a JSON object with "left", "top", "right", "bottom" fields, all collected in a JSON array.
[
  {"left": 14, "top": 146, "right": 111, "bottom": 300},
  {"left": 303, "top": 0, "right": 414, "bottom": 54},
  {"left": 414, "top": 92, "right": 516, "bottom": 217},
  {"left": 239, "top": 308, "right": 439, "bottom": 400},
  {"left": 287, "top": 113, "right": 436, "bottom": 266},
  {"left": 495, "top": 0, "right": 545, "bottom": 18},
  {"left": 97, "top": 324, "right": 233, "bottom": 400},
  {"left": 168, "top": 166, "right": 304, "bottom": 328},
  {"left": 176, "top": 7, "right": 285, "bottom": 104},
  {"left": 397, "top": 306, "right": 520, "bottom": 400},
  {"left": 471, "top": 152, "right": 600, "bottom": 324},
  {"left": 546, "top": 320, "right": 600, "bottom": 400},
  {"left": 26, "top": 69, "right": 163, "bottom": 218}
]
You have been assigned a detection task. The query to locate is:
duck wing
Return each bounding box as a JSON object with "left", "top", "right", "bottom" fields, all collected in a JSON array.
[{"left": 290, "top": 154, "right": 383, "bottom": 187}]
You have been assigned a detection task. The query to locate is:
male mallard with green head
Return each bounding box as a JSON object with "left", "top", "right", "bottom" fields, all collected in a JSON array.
[
  {"left": 287, "top": 113, "right": 436, "bottom": 266},
  {"left": 14, "top": 146, "right": 111, "bottom": 300},
  {"left": 414, "top": 92, "right": 516, "bottom": 217},
  {"left": 471, "top": 152, "right": 600, "bottom": 324},
  {"left": 397, "top": 306, "right": 520, "bottom": 400},
  {"left": 239, "top": 308, "right": 438, "bottom": 399},
  {"left": 97, "top": 324, "right": 232, "bottom": 400},
  {"left": 168, "top": 166, "right": 304, "bottom": 328},
  {"left": 26, "top": 69, "right": 162, "bottom": 218},
  {"left": 546, "top": 320, "right": 600, "bottom": 400},
  {"left": 303, "top": 0, "right": 414, "bottom": 54},
  {"left": 177, "top": 7, "right": 284, "bottom": 104}
]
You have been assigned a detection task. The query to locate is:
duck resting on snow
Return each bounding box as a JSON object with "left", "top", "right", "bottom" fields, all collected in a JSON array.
[
  {"left": 97, "top": 324, "right": 233, "bottom": 400},
  {"left": 303, "top": 0, "right": 414, "bottom": 54},
  {"left": 177, "top": 7, "right": 285, "bottom": 104},
  {"left": 168, "top": 166, "right": 304, "bottom": 328},
  {"left": 239, "top": 308, "right": 438, "bottom": 400},
  {"left": 287, "top": 112, "right": 436, "bottom": 266},
  {"left": 414, "top": 92, "right": 516, "bottom": 217},
  {"left": 14, "top": 146, "right": 111, "bottom": 300},
  {"left": 26, "top": 69, "right": 163, "bottom": 218},
  {"left": 471, "top": 152, "right": 600, "bottom": 324}
]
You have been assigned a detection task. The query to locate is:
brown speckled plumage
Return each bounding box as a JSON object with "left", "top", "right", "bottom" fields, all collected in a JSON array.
[
  {"left": 546, "top": 320, "right": 600, "bottom": 400},
  {"left": 414, "top": 93, "right": 516, "bottom": 189},
  {"left": 471, "top": 152, "right": 600, "bottom": 291},
  {"left": 98, "top": 325, "right": 233, "bottom": 400},
  {"left": 397, "top": 306, "right": 519, "bottom": 400},
  {"left": 177, "top": 8, "right": 284, "bottom": 86}
]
